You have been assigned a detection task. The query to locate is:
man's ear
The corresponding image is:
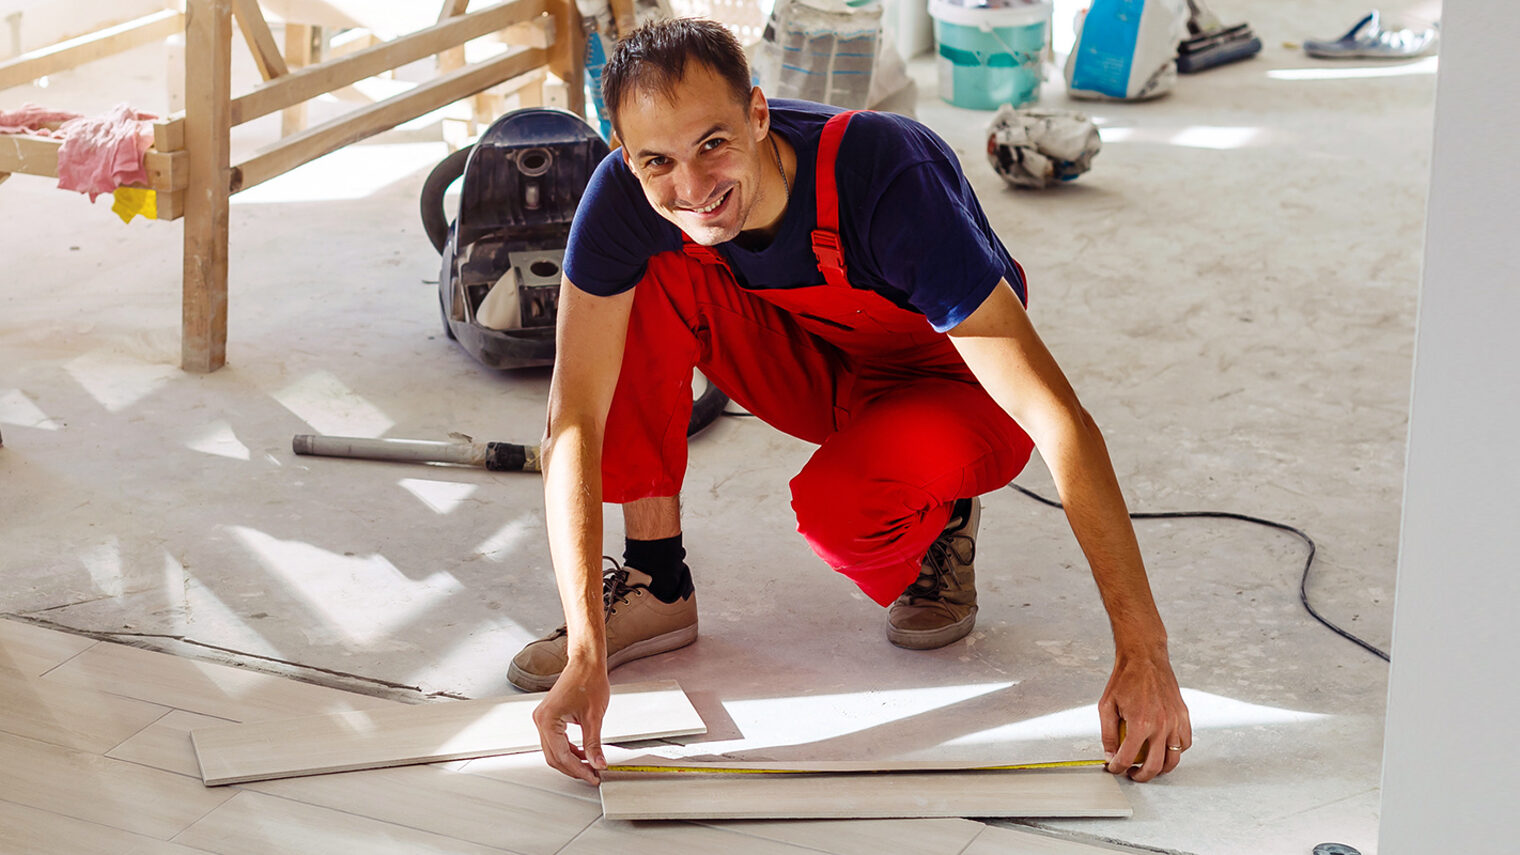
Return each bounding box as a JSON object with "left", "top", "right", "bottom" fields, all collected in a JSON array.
[{"left": 749, "top": 86, "right": 770, "bottom": 142}]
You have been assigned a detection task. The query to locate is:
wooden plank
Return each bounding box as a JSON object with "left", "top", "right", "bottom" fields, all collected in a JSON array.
[
  {"left": 0, "top": 666, "right": 170, "bottom": 754},
  {"left": 599, "top": 768, "right": 1132, "bottom": 821},
  {"left": 232, "top": 46, "right": 544, "bottom": 192},
  {"left": 0, "top": 619, "right": 95, "bottom": 676},
  {"left": 0, "top": 800, "right": 217, "bottom": 855},
  {"left": 0, "top": 10, "right": 183, "bottom": 91},
  {"left": 231, "top": 0, "right": 289, "bottom": 80},
  {"left": 230, "top": 0, "right": 548, "bottom": 126},
  {"left": 40, "top": 641, "right": 402, "bottom": 723},
  {"left": 280, "top": 22, "right": 318, "bottom": 136},
  {"left": 545, "top": 0, "right": 585, "bottom": 117},
  {"left": 182, "top": 0, "right": 233, "bottom": 374},
  {"left": 247, "top": 764, "right": 604, "bottom": 854},
  {"left": 258, "top": 0, "right": 441, "bottom": 32},
  {"left": 0, "top": 133, "right": 60, "bottom": 178},
  {"left": 190, "top": 679, "right": 704, "bottom": 785},
  {"left": 173, "top": 790, "right": 504, "bottom": 855},
  {"left": 158, "top": 189, "right": 187, "bottom": 221},
  {"left": 0, "top": 731, "right": 234, "bottom": 839},
  {"left": 608, "top": 0, "right": 636, "bottom": 38},
  {"left": 154, "top": 119, "right": 186, "bottom": 152}
]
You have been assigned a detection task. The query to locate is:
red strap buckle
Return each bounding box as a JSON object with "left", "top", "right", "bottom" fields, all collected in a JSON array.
[{"left": 811, "top": 228, "right": 848, "bottom": 281}]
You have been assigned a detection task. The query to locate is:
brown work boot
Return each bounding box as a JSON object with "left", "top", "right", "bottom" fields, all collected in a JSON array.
[
  {"left": 887, "top": 497, "right": 980, "bottom": 650},
  {"left": 507, "top": 560, "right": 698, "bottom": 692}
]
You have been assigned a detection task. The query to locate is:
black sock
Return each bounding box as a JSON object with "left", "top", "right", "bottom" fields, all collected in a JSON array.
[{"left": 623, "top": 534, "right": 694, "bottom": 603}]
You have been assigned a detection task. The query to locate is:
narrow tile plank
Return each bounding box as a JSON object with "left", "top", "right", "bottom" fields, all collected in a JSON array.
[
  {"left": 600, "top": 768, "right": 1132, "bottom": 821},
  {"left": 191, "top": 680, "right": 705, "bottom": 785},
  {"left": 246, "top": 764, "right": 603, "bottom": 855},
  {"left": 0, "top": 731, "right": 234, "bottom": 839},
  {"left": 0, "top": 619, "right": 95, "bottom": 676},
  {"left": 704, "top": 817, "right": 987, "bottom": 855},
  {"left": 0, "top": 666, "right": 171, "bottom": 753},
  {"left": 559, "top": 819, "right": 824, "bottom": 855},
  {"left": 108, "top": 709, "right": 237, "bottom": 777},
  {"left": 963, "top": 824, "right": 1142, "bottom": 854},
  {"left": 41, "top": 640, "right": 401, "bottom": 722},
  {"left": 0, "top": 799, "right": 217, "bottom": 855},
  {"left": 172, "top": 791, "right": 512, "bottom": 855},
  {"left": 460, "top": 751, "right": 604, "bottom": 804}
]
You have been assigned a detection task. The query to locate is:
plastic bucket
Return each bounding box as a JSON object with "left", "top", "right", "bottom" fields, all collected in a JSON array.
[{"left": 928, "top": 0, "right": 1050, "bottom": 110}]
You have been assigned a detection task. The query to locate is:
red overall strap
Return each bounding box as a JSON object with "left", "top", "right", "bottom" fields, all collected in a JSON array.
[{"left": 813, "top": 110, "right": 860, "bottom": 289}]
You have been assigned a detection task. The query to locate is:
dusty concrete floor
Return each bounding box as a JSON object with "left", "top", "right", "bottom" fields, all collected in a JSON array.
[{"left": 1, "top": 2, "right": 1435, "bottom": 852}]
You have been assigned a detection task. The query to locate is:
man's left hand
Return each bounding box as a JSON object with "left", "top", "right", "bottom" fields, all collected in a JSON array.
[{"left": 1099, "top": 648, "right": 1191, "bottom": 782}]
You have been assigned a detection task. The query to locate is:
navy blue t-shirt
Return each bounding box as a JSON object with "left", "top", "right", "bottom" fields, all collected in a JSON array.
[{"left": 563, "top": 100, "right": 1024, "bottom": 333}]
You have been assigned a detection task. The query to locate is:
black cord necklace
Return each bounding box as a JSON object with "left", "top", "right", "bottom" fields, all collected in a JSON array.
[{"left": 770, "top": 135, "right": 789, "bottom": 200}]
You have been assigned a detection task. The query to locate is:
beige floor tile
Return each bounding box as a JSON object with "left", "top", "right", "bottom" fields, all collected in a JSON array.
[
  {"left": 703, "top": 817, "right": 987, "bottom": 855},
  {"left": 0, "top": 619, "right": 95, "bottom": 676},
  {"left": 962, "top": 824, "right": 1140, "bottom": 854},
  {"left": 0, "top": 799, "right": 218, "bottom": 855},
  {"left": 559, "top": 818, "right": 827, "bottom": 855},
  {"left": 40, "top": 640, "right": 402, "bottom": 722},
  {"left": 0, "top": 731, "right": 234, "bottom": 839},
  {"left": 171, "top": 791, "right": 515, "bottom": 855},
  {"left": 107, "top": 709, "right": 237, "bottom": 778},
  {"left": 0, "top": 666, "right": 170, "bottom": 753},
  {"left": 246, "top": 764, "right": 603, "bottom": 855}
]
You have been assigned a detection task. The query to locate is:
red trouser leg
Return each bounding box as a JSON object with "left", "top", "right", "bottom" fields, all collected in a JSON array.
[{"left": 601, "top": 252, "right": 1033, "bottom": 605}]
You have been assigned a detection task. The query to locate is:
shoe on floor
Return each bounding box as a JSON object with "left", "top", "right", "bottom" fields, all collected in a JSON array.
[
  {"left": 1303, "top": 11, "right": 1438, "bottom": 59},
  {"left": 887, "top": 497, "right": 980, "bottom": 650},
  {"left": 507, "top": 561, "right": 698, "bottom": 692}
]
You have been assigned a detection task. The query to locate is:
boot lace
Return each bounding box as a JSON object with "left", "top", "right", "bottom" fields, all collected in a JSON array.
[{"left": 905, "top": 531, "right": 975, "bottom": 601}]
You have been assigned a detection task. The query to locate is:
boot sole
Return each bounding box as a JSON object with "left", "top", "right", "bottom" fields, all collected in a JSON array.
[
  {"left": 507, "top": 622, "right": 699, "bottom": 693},
  {"left": 886, "top": 608, "right": 977, "bottom": 650}
]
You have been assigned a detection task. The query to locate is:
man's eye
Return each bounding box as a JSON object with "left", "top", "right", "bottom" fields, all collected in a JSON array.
[
  {"left": 702, "top": 138, "right": 725, "bottom": 151},
  {"left": 645, "top": 157, "right": 668, "bottom": 169}
]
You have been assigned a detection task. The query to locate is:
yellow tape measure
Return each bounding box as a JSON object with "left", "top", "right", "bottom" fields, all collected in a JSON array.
[{"left": 607, "top": 759, "right": 1107, "bottom": 775}]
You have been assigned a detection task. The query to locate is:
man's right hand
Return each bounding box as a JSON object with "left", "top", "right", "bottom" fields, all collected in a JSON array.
[{"left": 531, "top": 658, "right": 611, "bottom": 784}]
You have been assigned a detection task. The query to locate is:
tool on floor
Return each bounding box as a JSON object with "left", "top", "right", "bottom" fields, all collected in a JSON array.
[
  {"left": 293, "top": 434, "right": 541, "bottom": 472},
  {"left": 1176, "top": 0, "right": 1262, "bottom": 73}
]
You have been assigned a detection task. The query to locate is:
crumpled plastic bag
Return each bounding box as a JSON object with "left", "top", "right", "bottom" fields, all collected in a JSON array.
[{"left": 986, "top": 105, "right": 1102, "bottom": 189}]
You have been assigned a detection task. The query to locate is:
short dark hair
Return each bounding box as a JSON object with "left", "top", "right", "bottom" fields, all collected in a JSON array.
[{"left": 601, "top": 17, "right": 753, "bottom": 137}]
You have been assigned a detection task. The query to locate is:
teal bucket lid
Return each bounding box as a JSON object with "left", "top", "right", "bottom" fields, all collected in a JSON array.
[{"left": 929, "top": 0, "right": 1050, "bottom": 28}]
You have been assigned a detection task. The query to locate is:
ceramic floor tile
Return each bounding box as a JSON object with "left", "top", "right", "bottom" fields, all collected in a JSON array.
[
  {"left": 171, "top": 790, "right": 514, "bottom": 855},
  {"left": 0, "top": 799, "right": 218, "bottom": 855},
  {"left": 460, "top": 746, "right": 637, "bottom": 804},
  {"left": 189, "top": 679, "right": 703, "bottom": 784},
  {"left": 702, "top": 817, "right": 987, "bottom": 855},
  {"left": 559, "top": 818, "right": 827, "bottom": 855},
  {"left": 0, "top": 731, "right": 234, "bottom": 839},
  {"left": 246, "top": 764, "right": 603, "bottom": 855},
  {"left": 107, "top": 709, "right": 238, "bottom": 778},
  {"left": 40, "top": 639, "right": 402, "bottom": 722},
  {"left": 0, "top": 619, "right": 96, "bottom": 676},
  {"left": 0, "top": 666, "right": 171, "bottom": 753},
  {"left": 601, "top": 768, "right": 1132, "bottom": 821},
  {"left": 963, "top": 824, "right": 1140, "bottom": 854}
]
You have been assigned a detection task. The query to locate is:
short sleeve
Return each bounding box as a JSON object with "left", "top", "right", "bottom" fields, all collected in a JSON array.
[{"left": 562, "top": 150, "right": 672, "bottom": 296}]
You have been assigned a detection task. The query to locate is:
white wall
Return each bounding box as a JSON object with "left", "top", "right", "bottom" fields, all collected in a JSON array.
[{"left": 1379, "top": 0, "right": 1520, "bottom": 852}]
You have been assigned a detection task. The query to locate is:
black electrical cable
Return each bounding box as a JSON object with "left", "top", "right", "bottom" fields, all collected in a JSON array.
[{"left": 1005, "top": 482, "right": 1391, "bottom": 662}]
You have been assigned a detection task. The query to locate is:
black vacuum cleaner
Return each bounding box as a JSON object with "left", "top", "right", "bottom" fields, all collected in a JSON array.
[
  {"left": 420, "top": 107, "right": 727, "bottom": 434},
  {"left": 1177, "top": 0, "right": 1262, "bottom": 73}
]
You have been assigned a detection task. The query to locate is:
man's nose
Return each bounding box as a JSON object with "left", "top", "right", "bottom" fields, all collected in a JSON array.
[{"left": 672, "top": 160, "right": 716, "bottom": 205}]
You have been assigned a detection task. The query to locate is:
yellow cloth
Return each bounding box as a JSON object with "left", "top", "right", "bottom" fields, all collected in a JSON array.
[{"left": 111, "top": 187, "right": 157, "bottom": 223}]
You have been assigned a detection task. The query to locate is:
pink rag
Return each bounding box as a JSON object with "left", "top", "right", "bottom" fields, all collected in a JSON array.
[{"left": 0, "top": 102, "right": 158, "bottom": 200}]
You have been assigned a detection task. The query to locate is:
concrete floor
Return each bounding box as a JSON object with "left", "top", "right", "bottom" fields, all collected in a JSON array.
[{"left": 1, "top": 2, "right": 1436, "bottom": 852}]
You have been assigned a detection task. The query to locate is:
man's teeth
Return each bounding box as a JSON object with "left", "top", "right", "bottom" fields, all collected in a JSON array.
[{"left": 691, "top": 191, "right": 727, "bottom": 213}]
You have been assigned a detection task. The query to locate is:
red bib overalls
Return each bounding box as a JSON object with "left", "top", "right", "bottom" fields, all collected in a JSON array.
[{"left": 601, "top": 112, "right": 1035, "bottom": 606}]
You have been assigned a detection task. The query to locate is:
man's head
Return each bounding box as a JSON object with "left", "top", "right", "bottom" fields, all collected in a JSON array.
[{"left": 602, "top": 18, "right": 781, "bottom": 245}]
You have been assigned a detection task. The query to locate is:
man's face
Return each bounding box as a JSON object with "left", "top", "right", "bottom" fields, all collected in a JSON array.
[{"left": 617, "top": 63, "right": 770, "bottom": 246}]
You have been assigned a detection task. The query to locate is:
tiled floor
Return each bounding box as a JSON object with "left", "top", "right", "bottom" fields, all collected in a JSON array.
[{"left": 0, "top": 618, "right": 1130, "bottom": 854}]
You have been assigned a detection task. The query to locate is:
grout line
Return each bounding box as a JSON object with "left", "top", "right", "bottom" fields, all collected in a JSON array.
[
  {"left": 995, "top": 820, "right": 1197, "bottom": 855},
  {"left": 952, "top": 823, "right": 987, "bottom": 855},
  {"left": 99, "top": 704, "right": 178, "bottom": 760},
  {"left": 551, "top": 812, "right": 604, "bottom": 855}
]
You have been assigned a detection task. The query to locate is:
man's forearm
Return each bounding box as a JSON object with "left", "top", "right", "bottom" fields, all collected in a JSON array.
[
  {"left": 541, "top": 427, "right": 611, "bottom": 666},
  {"left": 1041, "top": 408, "right": 1168, "bottom": 654}
]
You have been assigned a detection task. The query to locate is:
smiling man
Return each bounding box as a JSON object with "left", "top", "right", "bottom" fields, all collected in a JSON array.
[{"left": 520, "top": 17, "right": 1190, "bottom": 784}]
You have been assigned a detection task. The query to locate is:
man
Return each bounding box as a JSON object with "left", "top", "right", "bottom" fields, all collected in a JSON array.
[{"left": 521, "top": 17, "right": 1191, "bottom": 784}]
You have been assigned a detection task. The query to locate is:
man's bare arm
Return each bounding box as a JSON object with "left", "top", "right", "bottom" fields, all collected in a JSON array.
[
  {"left": 531, "top": 278, "right": 636, "bottom": 784},
  {"left": 948, "top": 278, "right": 1192, "bottom": 782}
]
